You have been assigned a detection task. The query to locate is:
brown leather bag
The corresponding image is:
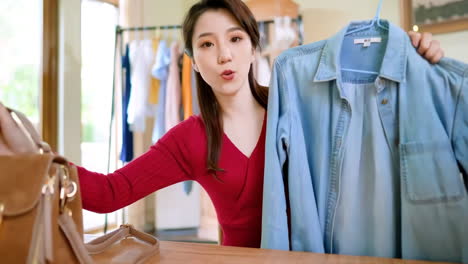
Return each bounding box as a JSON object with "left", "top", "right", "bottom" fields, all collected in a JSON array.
[
  {"left": 0, "top": 108, "right": 84, "bottom": 263},
  {"left": 0, "top": 107, "right": 159, "bottom": 263}
]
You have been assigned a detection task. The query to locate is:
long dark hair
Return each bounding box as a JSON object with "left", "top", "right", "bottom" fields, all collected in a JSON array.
[{"left": 182, "top": 0, "right": 268, "bottom": 175}]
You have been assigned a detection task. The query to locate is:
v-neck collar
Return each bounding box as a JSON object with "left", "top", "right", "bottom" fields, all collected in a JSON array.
[{"left": 223, "top": 112, "right": 267, "bottom": 160}]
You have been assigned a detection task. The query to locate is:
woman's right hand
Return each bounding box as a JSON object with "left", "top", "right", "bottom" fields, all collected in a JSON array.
[{"left": 0, "top": 102, "right": 38, "bottom": 155}]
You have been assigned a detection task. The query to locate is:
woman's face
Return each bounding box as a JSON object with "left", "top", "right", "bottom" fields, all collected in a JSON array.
[{"left": 192, "top": 9, "right": 255, "bottom": 98}]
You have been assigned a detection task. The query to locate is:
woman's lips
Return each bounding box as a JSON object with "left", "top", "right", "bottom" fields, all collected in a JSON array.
[{"left": 221, "top": 70, "right": 235, "bottom": 81}]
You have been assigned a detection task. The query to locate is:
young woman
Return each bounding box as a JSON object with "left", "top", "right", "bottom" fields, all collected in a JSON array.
[{"left": 0, "top": 0, "right": 445, "bottom": 248}]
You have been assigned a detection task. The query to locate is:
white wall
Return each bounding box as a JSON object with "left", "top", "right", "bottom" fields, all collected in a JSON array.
[
  {"left": 297, "top": 0, "right": 400, "bottom": 23},
  {"left": 434, "top": 31, "right": 468, "bottom": 64},
  {"left": 143, "top": 0, "right": 186, "bottom": 26},
  {"left": 298, "top": 0, "right": 467, "bottom": 62},
  {"left": 300, "top": 0, "right": 400, "bottom": 43}
]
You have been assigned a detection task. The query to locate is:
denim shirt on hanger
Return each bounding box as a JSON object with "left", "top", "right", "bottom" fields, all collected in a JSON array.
[{"left": 261, "top": 20, "right": 468, "bottom": 263}]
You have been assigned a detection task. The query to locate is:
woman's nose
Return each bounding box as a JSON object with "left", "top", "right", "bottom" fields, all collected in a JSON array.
[{"left": 217, "top": 46, "right": 232, "bottom": 64}]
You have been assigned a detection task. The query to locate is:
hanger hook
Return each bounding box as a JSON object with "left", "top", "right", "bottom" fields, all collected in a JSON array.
[{"left": 374, "top": 0, "right": 384, "bottom": 21}]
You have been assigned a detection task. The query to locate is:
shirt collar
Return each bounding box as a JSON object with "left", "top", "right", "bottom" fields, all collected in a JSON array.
[{"left": 313, "top": 20, "right": 408, "bottom": 84}]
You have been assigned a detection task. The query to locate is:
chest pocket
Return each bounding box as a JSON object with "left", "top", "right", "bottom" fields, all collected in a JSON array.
[{"left": 401, "top": 140, "right": 466, "bottom": 203}]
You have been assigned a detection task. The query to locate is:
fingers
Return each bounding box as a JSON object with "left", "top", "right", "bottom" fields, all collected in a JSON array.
[
  {"left": 430, "top": 50, "right": 444, "bottom": 64},
  {"left": 410, "top": 31, "right": 444, "bottom": 64},
  {"left": 424, "top": 39, "right": 439, "bottom": 58},
  {"left": 417, "top": 32, "right": 433, "bottom": 55},
  {"left": 408, "top": 31, "right": 422, "bottom": 48},
  {"left": 425, "top": 40, "right": 444, "bottom": 64}
]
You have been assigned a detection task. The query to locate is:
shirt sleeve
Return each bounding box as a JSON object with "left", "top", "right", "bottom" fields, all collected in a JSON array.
[
  {"left": 78, "top": 122, "right": 194, "bottom": 214},
  {"left": 453, "top": 69, "right": 468, "bottom": 178},
  {"left": 261, "top": 60, "right": 291, "bottom": 250}
]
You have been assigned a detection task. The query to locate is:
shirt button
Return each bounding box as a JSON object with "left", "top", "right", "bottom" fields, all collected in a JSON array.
[
  {"left": 381, "top": 99, "right": 388, "bottom": 105},
  {"left": 336, "top": 139, "right": 342, "bottom": 148}
]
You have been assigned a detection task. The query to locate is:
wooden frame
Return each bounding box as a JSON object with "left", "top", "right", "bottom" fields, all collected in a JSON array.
[
  {"left": 401, "top": 0, "right": 468, "bottom": 34},
  {"left": 41, "top": 0, "right": 59, "bottom": 151},
  {"left": 41, "top": 0, "right": 119, "bottom": 151}
]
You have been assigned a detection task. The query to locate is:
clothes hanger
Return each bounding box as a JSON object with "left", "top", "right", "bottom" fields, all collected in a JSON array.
[
  {"left": 341, "top": 0, "right": 387, "bottom": 75},
  {"left": 344, "top": 0, "right": 388, "bottom": 36}
]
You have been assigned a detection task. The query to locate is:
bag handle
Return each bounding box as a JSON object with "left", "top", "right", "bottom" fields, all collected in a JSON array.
[
  {"left": 7, "top": 107, "right": 51, "bottom": 153},
  {"left": 85, "top": 224, "right": 160, "bottom": 264},
  {"left": 59, "top": 213, "right": 160, "bottom": 264},
  {"left": 85, "top": 224, "right": 159, "bottom": 254}
]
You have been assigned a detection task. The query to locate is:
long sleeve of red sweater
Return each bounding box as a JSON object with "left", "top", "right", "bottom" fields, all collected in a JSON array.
[
  {"left": 77, "top": 120, "right": 196, "bottom": 214},
  {"left": 77, "top": 116, "right": 266, "bottom": 248}
]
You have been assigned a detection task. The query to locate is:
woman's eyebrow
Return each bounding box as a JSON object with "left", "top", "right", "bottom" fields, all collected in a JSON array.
[
  {"left": 197, "top": 27, "right": 244, "bottom": 39},
  {"left": 226, "top": 26, "right": 243, "bottom": 33}
]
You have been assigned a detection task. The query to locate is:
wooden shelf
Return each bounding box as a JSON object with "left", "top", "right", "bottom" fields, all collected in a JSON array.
[{"left": 245, "top": 0, "right": 299, "bottom": 21}]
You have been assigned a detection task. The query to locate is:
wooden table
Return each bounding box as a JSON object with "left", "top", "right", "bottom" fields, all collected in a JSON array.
[{"left": 149, "top": 241, "right": 454, "bottom": 264}]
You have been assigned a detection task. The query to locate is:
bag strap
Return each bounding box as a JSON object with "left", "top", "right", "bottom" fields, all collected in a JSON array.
[
  {"left": 85, "top": 224, "right": 160, "bottom": 263},
  {"left": 7, "top": 107, "right": 51, "bottom": 153},
  {"left": 58, "top": 213, "right": 95, "bottom": 264},
  {"left": 59, "top": 213, "right": 160, "bottom": 264},
  {"left": 85, "top": 224, "right": 159, "bottom": 254}
]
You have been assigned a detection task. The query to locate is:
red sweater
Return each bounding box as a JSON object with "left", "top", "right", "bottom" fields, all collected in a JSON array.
[{"left": 78, "top": 115, "right": 266, "bottom": 248}]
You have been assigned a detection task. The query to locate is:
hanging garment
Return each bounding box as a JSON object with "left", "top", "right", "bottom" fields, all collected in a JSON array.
[
  {"left": 182, "top": 55, "right": 196, "bottom": 195},
  {"left": 120, "top": 44, "right": 134, "bottom": 162},
  {"left": 261, "top": 20, "right": 468, "bottom": 263},
  {"left": 191, "top": 69, "right": 200, "bottom": 115},
  {"left": 127, "top": 40, "right": 154, "bottom": 132},
  {"left": 254, "top": 53, "right": 271, "bottom": 87},
  {"left": 182, "top": 53, "right": 193, "bottom": 120},
  {"left": 149, "top": 38, "right": 161, "bottom": 105},
  {"left": 165, "top": 42, "right": 182, "bottom": 131},
  {"left": 332, "top": 79, "right": 399, "bottom": 258},
  {"left": 151, "top": 40, "right": 171, "bottom": 142}
]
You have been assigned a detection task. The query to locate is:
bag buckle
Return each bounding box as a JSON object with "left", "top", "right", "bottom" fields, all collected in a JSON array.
[
  {"left": 42, "top": 176, "right": 55, "bottom": 195},
  {"left": 59, "top": 165, "right": 78, "bottom": 213}
]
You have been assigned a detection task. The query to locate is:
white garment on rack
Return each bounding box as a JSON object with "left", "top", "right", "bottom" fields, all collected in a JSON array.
[
  {"left": 255, "top": 53, "right": 271, "bottom": 87},
  {"left": 262, "top": 16, "right": 297, "bottom": 58},
  {"left": 151, "top": 40, "right": 171, "bottom": 142},
  {"left": 191, "top": 69, "right": 199, "bottom": 115},
  {"left": 165, "top": 42, "right": 182, "bottom": 131},
  {"left": 127, "top": 39, "right": 154, "bottom": 132}
]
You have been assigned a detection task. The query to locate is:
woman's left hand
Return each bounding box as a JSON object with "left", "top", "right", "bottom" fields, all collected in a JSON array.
[{"left": 408, "top": 31, "right": 444, "bottom": 64}]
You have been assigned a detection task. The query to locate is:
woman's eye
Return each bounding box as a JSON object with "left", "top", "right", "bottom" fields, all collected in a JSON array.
[
  {"left": 231, "top": 36, "right": 242, "bottom": 42},
  {"left": 200, "top": 42, "right": 213, "bottom": 48}
]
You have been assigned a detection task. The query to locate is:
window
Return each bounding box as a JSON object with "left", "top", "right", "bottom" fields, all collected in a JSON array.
[
  {"left": 81, "top": 0, "right": 120, "bottom": 233},
  {"left": 0, "top": 0, "right": 41, "bottom": 127}
]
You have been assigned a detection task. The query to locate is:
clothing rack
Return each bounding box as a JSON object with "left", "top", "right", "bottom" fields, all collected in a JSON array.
[
  {"left": 115, "top": 16, "right": 304, "bottom": 45},
  {"left": 116, "top": 24, "right": 182, "bottom": 34}
]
